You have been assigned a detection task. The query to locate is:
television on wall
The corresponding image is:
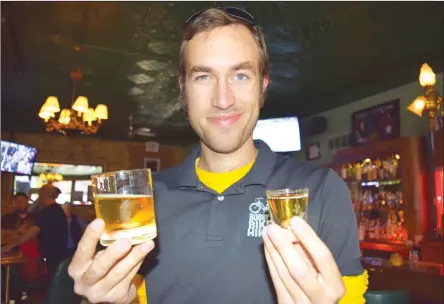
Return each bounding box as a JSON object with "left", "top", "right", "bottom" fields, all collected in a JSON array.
[
  {"left": 253, "top": 117, "right": 302, "bottom": 152},
  {"left": 1, "top": 141, "right": 38, "bottom": 175}
]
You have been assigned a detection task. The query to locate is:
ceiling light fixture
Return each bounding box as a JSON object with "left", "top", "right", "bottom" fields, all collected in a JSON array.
[{"left": 38, "top": 68, "right": 108, "bottom": 135}]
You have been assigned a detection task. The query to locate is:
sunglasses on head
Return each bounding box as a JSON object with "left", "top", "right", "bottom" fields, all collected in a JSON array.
[{"left": 185, "top": 6, "right": 256, "bottom": 27}]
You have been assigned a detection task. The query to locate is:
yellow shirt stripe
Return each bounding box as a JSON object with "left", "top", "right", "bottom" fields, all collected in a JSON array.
[{"left": 195, "top": 157, "right": 255, "bottom": 194}]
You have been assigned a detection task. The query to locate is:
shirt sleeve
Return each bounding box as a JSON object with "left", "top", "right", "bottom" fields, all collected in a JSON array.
[
  {"left": 136, "top": 277, "right": 148, "bottom": 304},
  {"left": 339, "top": 270, "right": 369, "bottom": 304},
  {"left": 318, "top": 169, "right": 364, "bottom": 276}
]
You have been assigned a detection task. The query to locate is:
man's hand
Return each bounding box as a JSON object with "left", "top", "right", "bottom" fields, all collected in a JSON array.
[
  {"left": 68, "top": 219, "right": 155, "bottom": 304},
  {"left": 263, "top": 216, "right": 345, "bottom": 304},
  {"left": 1, "top": 244, "right": 15, "bottom": 253}
]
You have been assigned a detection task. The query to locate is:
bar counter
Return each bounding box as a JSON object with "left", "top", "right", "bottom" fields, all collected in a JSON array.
[{"left": 363, "top": 257, "right": 443, "bottom": 303}]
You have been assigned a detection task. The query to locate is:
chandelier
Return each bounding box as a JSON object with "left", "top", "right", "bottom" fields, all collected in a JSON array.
[
  {"left": 38, "top": 68, "right": 108, "bottom": 135},
  {"left": 407, "top": 63, "right": 443, "bottom": 131},
  {"left": 39, "top": 173, "right": 63, "bottom": 183}
]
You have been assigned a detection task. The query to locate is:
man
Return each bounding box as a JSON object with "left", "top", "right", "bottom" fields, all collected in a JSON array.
[
  {"left": 1, "top": 192, "right": 33, "bottom": 239},
  {"left": 28, "top": 186, "right": 61, "bottom": 214},
  {"left": 68, "top": 7, "right": 368, "bottom": 304},
  {"left": 2, "top": 184, "right": 68, "bottom": 277}
]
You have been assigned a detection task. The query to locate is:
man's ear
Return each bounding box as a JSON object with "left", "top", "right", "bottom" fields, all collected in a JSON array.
[
  {"left": 262, "top": 76, "right": 269, "bottom": 92},
  {"left": 259, "top": 76, "right": 269, "bottom": 107},
  {"left": 178, "top": 77, "right": 184, "bottom": 93}
]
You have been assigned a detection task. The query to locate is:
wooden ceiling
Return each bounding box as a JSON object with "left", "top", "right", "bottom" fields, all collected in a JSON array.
[{"left": 2, "top": 1, "right": 443, "bottom": 145}]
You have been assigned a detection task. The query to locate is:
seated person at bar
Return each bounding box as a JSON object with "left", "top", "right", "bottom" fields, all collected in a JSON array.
[
  {"left": 2, "top": 184, "right": 68, "bottom": 277},
  {"left": 1, "top": 192, "right": 33, "bottom": 241},
  {"left": 68, "top": 7, "right": 368, "bottom": 304}
]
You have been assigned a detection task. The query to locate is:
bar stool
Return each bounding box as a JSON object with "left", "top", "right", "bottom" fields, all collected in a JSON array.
[
  {"left": 1, "top": 252, "right": 27, "bottom": 304},
  {"left": 365, "top": 290, "right": 411, "bottom": 304}
]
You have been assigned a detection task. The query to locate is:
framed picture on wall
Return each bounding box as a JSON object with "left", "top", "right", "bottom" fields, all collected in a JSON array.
[
  {"left": 306, "top": 142, "right": 321, "bottom": 161},
  {"left": 351, "top": 99, "right": 400, "bottom": 146},
  {"left": 144, "top": 158, "right": 161, "bottom": 173}
]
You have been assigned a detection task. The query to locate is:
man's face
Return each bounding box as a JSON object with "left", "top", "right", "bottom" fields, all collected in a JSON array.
[
  {"left": 183, "top": 24, "right": 268, "bottom": 154},
  {"left": 38, "top": 186, "right": 53, "bottom": 207},
  {"left": 13, "top": 196, "right": 28, "bottom": 212}
]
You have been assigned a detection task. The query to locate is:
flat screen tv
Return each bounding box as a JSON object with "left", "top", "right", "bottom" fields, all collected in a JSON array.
[
  {"left": 1, "top": 141, "right": 38, "bottom": 175},
  {"left": 253, "top": 117, "right": 301, "bottom": 152}
]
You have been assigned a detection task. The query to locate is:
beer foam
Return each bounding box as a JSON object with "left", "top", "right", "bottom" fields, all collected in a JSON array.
[
  {"left": 95, "top": 193, "right": 152, "bottom": 198},
  {"left": 268, "top": 194, "right": 308, "bottom": 200}
]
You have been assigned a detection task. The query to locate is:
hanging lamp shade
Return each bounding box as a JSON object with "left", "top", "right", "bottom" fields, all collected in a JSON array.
[
  {"left": 72, "top": 96, "right": 89, "bottom": 113},
  {"left": 94, "top": 104, "right": 108, "bottom": 120},
  {"left": 58, "top": 109, "right": 71, "bottom": 124},
  {"left": 38, "top": 105, "right": 55, "bottom": 120},
  {"left": 83, "top": 107, "right": 97, "bottom": 125},
  {"left": 42, "top": 96, "right": 60, "bottom": 113}
]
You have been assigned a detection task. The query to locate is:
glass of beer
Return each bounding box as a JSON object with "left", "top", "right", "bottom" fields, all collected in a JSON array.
[
  {"left": 91, "top": 169, "right": 156, "bottom": 246},
  {"left": 266, "top": 188, "right": 309, "bottom": 228}
]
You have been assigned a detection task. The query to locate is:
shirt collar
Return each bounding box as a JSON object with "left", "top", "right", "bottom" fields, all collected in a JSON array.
[{"left": 176, "top": 140, "right": 277, "bottom": 189}]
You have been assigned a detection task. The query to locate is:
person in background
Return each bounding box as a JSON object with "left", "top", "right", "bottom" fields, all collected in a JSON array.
[
  {"left": 1, "top": 192, "right": 33, "bottom": 240},
  {"left": 62, "top": 203, "right": 87, "bottom": 256},
  {"left": 28, "top": 186, "right": 62, "bottom": 214},
  {"left": 2, "top": 184, "right": 68, "bottom": 278}
]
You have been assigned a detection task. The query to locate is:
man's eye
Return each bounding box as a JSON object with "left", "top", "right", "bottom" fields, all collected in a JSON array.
[
  {"left": 234, "top": 74, "right": 249, "bottom": 81},
  {"left": 195, "top": 75, "right": 209, "bottom": 81}
]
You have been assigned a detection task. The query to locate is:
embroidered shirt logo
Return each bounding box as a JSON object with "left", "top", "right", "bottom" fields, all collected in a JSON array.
[{"left": 247, "top": 197, "right": 272, "bottom": 237}]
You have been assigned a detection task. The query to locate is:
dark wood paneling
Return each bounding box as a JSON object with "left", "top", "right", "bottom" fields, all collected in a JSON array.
[{"left": 128, "top": 142, "right": 187, "bottom": 171}]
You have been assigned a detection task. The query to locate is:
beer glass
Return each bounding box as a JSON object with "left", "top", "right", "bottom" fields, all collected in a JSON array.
[
  {"left": 266, "top": 188, "right": 309, "bottom": 228},
  {"left": 91, "top": 169, "right": 156, "bottom": 246}
]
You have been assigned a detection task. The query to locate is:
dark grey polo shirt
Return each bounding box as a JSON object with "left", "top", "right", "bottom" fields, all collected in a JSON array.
[{"left": 140, "top": 140, "right": 363, "bottom": 304}]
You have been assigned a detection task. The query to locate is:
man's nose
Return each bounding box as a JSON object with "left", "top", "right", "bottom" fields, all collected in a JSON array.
[{"left": 212, "top": 79, "right": 235, "bottom": 110}]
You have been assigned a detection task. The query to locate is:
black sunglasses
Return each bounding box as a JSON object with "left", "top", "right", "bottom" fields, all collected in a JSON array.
[{"left": 185, "top": 7, "right": 256, "bottom": 27}]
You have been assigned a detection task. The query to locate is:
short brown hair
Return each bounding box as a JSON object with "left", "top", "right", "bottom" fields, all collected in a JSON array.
[{"left": 177, "top": 8, "right": 269, "bottom": 85}]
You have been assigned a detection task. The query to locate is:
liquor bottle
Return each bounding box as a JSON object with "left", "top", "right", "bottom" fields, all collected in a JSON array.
[
  {"left": 356, "top": 162, "right": 362, "bottom": 181},
  {"left": 376, "top": 159, "right": 385, "bottom": 180},
  {"left": 371, "top": 162, "right": 378, "bottom": 181},
  {"left": 340, "top": 164, "right": 347, "bottom": 180},
  {"left": 348, "top": 163, "right": 356, "bottom": 182},
  {"left": 358, "top": 221, "right": 366, "bottom": 241}
]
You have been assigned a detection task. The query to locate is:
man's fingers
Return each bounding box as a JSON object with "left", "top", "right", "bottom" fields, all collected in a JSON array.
[
  {"left": 266, "top": 224, "right": 324, "bottom": 302},
  {"left": 81, "top": 238, "right": 133, "bottom": 285},
  {"left": 87, "top": 241, "right": 154, "bottom": 304},
  {"left": 75, "top": 240, "right": 154, "bottom": 303},
  {"left": 290, "top": 217, "right": 343, "bottom": 291},
  {"left": 86, "top": 260, "right": 141, "bottom": 304},
  {"left": 100, "top": 241, "right": 154, "bottom": 288},
  {"left": 263, "top": 233, "right": 307, "bottom": 304},
  {"left": 69, "top": 219, "right": 105, "bottom": 278},
  {"left": 263, "top": 230, "right": 310, "bottom": 303},
  {"left": 104, "top": 263, "right": 142, "bottom": 304}
]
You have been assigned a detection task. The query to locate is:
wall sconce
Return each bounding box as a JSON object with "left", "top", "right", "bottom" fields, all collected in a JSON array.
[{"left": 407, "top": 63, "right": 442, "bottom": 131}]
